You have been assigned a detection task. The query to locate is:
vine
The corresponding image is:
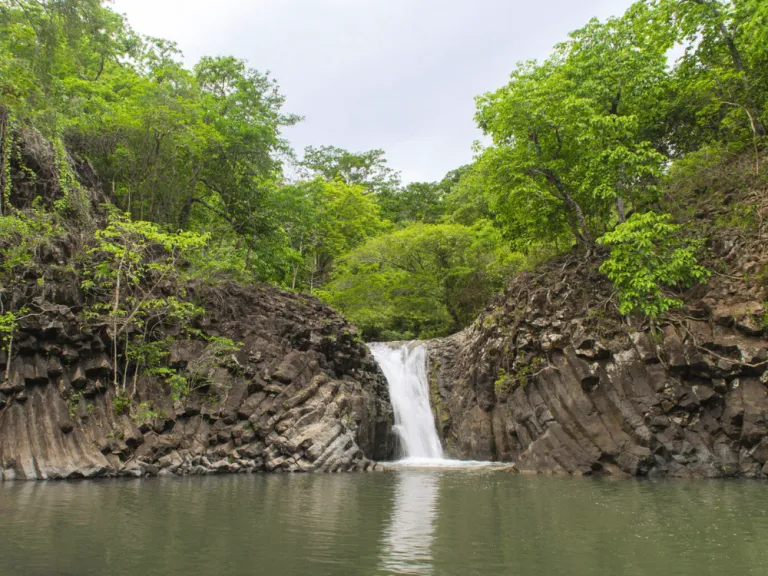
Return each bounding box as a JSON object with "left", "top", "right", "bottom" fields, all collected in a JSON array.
[
  {"left": 0, "top": 106, "right": 11, "bottom": 217},
  {"left": 52, "top": 137, "right": 90, "bottom": 223}
]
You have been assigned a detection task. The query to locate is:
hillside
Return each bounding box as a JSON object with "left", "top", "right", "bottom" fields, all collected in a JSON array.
[
  {"left": 0, "top": 134, "right": 394, "bottom": 479},
  {"left": 428, "top": 152, "right": 768, "bottom": 477}
]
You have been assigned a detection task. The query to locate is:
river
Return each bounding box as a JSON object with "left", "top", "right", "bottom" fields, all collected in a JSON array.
[{"left": 2, "top": 472, "right": 768, "bottom": 575}]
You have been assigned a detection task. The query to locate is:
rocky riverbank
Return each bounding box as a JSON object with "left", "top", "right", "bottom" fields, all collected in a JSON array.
[
  {"left": 0, "top": 132, "right": 394, "bottom": 481},
  {"left": 0, "top": 281, "right": 394, "bottom": 480},
  {"left": 427, "top": 155, "right": 768, "bottom": 478}
]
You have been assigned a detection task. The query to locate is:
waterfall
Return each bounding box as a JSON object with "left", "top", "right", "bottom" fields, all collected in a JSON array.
[{"left": 369, "top": 343, "right": 444, "bottom": 461}]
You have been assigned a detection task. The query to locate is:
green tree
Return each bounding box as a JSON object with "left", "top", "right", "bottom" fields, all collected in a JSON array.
[
  {"left": 322, "top": 222, "right": 520, "bottom": 339},
  {"left": 0, "top": 0, "right": 133, "bottom": 214},
  {"left": 377, "top": 175, "right": 458, "bottom": 225},
  {"left": 1, "top": 1, "right": 299, "bottom": 280},
  {"left": 299, "top": 145, "right": 401, "bottom": 196},
  {"left": 597, "top": 211, "right": 710, "bottom": 318},
  {"left": 279, "top": 178, "right": 387, "bottom": 292},
  {"left": 649, "top": 0, "right": 768, "bottom": 148},
  {"left": 182, "top": 56, "right": 299, "bottom": 232},
  {"left": 81, "top": 211, "right": 208, "bottom": 394},
  {"left": 475, "top": 11, "right": 668, "bottom": 248}
]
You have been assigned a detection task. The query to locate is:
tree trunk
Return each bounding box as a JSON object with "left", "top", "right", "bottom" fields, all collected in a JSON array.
[
  {"left": 4, "top": 326, "right": 13, "bottom": 383},
  {"left": 719, "top": 23, "right": 766, "bottom": 137},
  {"left": 179, "top": 196, "right": 194, "bottom": 228},
  {"left": 148, "top": 134, "right": 162, "bottom": 220},
  {"left": 310, "top": 254, "right": 319, "bottom": 295},
  {"left": 691, "top": 0, "right": 766, "bottom": 136},
  {"left": 564, "top": 211, "right": 587, "bottom": 247},
  {"left": 617, "top": 197, "right": 627, "bottom": 223},
  {"left": 528, "top": 166, "right": 593, "bottom": 246},
  {"left": 563, "top": 192, "right": 592, "bottom": 246},
  {"left": 291, "top": 240, "right": 303, "bottom": 291}
]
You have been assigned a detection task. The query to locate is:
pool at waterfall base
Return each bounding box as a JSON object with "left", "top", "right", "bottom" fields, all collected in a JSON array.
[{"left": 3, "top": 472, "right": 768, "bottom": 576}]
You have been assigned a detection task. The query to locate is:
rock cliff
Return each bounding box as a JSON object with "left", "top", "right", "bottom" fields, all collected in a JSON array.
[
  {"left": 0, "top": 131, "right": 394, "bottom": 480},
  {"left": 0, "top": 281, "right": 394, "bottom": 480},
  {"left": 427, "top": 156, "right": 768, "bottom": 478}
]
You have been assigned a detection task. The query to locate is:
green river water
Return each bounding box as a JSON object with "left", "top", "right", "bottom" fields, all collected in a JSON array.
[{"left": 1, "top": 470, "right": 767, "bottom": 575}]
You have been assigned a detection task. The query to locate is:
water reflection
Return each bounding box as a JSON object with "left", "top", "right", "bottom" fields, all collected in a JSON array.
[
  {"left": 379, "top": 471, "right": 440, "bottom": 575},
  {"left": 3, "top": 473, "right": 768, "bottom": 576},
  {"left": 0, "top": 475, "right": 394, "bottom": 576}
]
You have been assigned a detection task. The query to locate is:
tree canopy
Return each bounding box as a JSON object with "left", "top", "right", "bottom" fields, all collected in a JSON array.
[
  {"left": 321, "top": 222, "right": 520, "bottom": 340},
  {"left": 3, "top": 0, "right": 766, "bottom": 339}
]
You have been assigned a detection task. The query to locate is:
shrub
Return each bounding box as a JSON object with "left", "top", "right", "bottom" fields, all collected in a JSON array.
[
  {"left": 494, "top": 356, "right": 544, "bottom": 395},
  {"left": 132, "top": 402, "right": 158, "bottom": 425},
  {"left": 113, "top": 393, "right": 131, "bottom": 416},
  {"left": 597, "top": 212, "right": 710, "bottom": 319},
  {"left": 494, "top": 368, "right": 512, "bottom": 394}
]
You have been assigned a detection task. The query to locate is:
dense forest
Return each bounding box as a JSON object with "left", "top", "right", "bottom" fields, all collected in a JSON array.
[{"left": 1, "top": 0, "right": 767, "bottom": 346}]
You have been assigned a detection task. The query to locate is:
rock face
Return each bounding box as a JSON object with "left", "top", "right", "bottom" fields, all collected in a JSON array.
[
  {"left": 0, "top": 131, "right": 394, "bottom": 481},
  {"left": 0, "top": 283, "right": 394, "bottom": 480},
  {"left": 427, "top": 156, "right": 768, "bottom": 478},
  {"left": 427, "top": 250, "right": 768, "bottom": 478}
]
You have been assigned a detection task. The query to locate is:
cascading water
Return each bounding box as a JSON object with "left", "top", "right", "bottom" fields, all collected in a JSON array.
[{"left": 369, "top": 343, "right": 444, "bottom": 461}]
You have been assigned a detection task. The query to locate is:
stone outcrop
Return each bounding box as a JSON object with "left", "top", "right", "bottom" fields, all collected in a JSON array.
[
  {"left": 428, "top": 309, "right": 768, "bottom": 477},
  {"left": 427, "top": 250, "right": 768, "bottom": 477},
  {"left": 0, "top": 132, "right": 394, "bottom": 481},
  {"left": 0, "top": 283, "right": 394, "bottom": 480},
  {"left": 426, "top": 166, "right": 768, "bottom": 478}
]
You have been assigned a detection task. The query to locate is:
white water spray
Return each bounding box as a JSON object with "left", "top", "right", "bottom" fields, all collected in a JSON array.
[{"left": 369, "top": 343, "right": 444, "bottom": 461}]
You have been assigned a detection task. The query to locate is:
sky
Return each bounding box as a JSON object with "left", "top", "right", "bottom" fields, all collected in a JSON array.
[{"left": 112, "top": 0, "right": 637, "bottom": 183}]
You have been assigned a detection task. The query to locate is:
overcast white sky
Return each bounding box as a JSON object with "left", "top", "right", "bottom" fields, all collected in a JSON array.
[{"left": 112, "top": 0, "right": 636, "bottom": 183}]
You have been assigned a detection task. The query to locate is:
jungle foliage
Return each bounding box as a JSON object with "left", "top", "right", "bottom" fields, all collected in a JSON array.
[{"left": 1, "top": 0, "right": 767, "bottom": 340}]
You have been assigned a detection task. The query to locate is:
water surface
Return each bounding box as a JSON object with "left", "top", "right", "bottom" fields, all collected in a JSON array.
[{"left": 2, "top": 471, "right": 768, "bottom": 575}]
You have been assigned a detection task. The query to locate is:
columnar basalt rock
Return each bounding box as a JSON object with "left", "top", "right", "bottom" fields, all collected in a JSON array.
[
  {"left": 0, "top": 132, "right": 394, "bottom": 481},
  {"left": 427, "top": 245, "right": 768, "bottom": 478},
  {"left": 0, "top": 283, "right": 394, "bottom": 480}
]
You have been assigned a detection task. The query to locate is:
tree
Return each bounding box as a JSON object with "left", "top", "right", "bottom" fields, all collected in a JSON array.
[
  {"left": 299, "top": 145, "right": 400, "bottom": 196},
  {"left": 597, "top": 211, "right": 709, "bottom": 319},
  {"left": 0, "top": 0, "right": 131, "bottom": 214},
  {"left": 279, "top": 178, "right": 387, "bottom": 292},
  {"left": 0, "top": 0, "right": 130, "bottom": 124},
  {"left": 81, "top": 211, "right": 208, "bottom": 395},
  {"left": 376, "top": 175, "right": 456, "bottom": 225},
  {"left": 322, "top": 222, "right": 521, "bottom": 339},
  {"left": 474, "top": 10, "right": 669, "bottom": 248},
  {"left": 184, "top": 56, "right": 300, "bottom": 233},
  {"left": 450, "top": 146, "right": 572, "bottom": 252},
  {"left": 649, "top": 0, "right": 767, "bottom": 146},
  {"left": 73, "top": 43, "right": 212, "bottom": 224},
  {"left": 1, "top": 1, "right": 299, "bottom": 264}
]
